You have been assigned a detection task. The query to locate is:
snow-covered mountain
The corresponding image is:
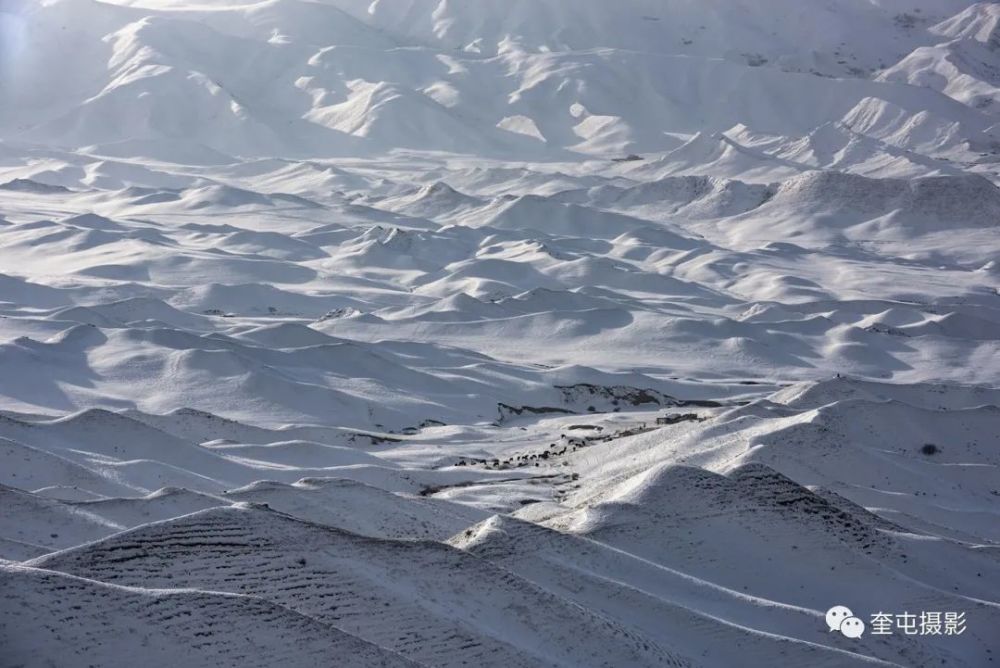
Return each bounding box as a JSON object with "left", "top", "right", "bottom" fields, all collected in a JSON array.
[{"left": 1, "top": 1, "right": 998, "bottom": 666}]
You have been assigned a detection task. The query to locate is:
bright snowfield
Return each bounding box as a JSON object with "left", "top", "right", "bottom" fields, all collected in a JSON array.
[{"left": 1, "top": 0, "right": 999, "bottom": 666}]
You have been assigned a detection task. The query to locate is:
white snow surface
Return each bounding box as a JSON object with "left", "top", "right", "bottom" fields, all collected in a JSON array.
[{"left": 0, "top": 1, "right": 998, "bottom": 666}]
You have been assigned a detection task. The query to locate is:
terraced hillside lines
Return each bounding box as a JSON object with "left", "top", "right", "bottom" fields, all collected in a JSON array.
[
  {"left": 32, "top": 506, "right": 689, "bottom": 667},
  {"left": 451, "top": 515, "right": 895, "bottom": 668},
  {"left": 0, "top": 564, "right": 419, "bottom": 668}
]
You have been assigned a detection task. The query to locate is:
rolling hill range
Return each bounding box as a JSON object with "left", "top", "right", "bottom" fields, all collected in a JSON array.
[{"left": 1, "top": 1, "right": 998, "bottom": 666}]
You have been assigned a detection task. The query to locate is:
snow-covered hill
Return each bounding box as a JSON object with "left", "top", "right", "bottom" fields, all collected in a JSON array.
[{"left": 1, "top": 1, "right": 998, "bottom": 666}]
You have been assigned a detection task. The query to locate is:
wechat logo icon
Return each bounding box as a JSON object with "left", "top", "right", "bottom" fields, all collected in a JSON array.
[{"left": 827, "top": 605, "right": 865, "bottom": 638}]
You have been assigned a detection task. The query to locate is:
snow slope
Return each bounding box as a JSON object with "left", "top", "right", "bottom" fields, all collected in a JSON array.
[{"left": 1, "top": 0, "right": 998, "bottom": 666}]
